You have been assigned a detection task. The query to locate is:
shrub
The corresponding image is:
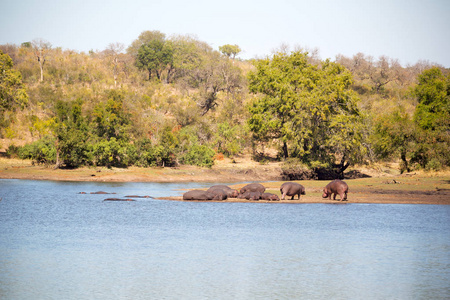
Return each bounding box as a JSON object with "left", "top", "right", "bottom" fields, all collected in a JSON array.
[
  {"left": 6, "top": 145, "right": 20, "bottom": 158},
  {"left": 180, "top": 144, "right": 215, "bottom": 168},
  {"left": 425, "top": 158, "right": 442, "bottom": 171},
  {"left": 92, "top": 138, "right": 136, "bottom": 168},
  {"left": 18, "top": 136, "right": 56, "bottom": 165}
]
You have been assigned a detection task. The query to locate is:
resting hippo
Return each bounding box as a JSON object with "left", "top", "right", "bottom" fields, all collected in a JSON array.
[
  {"left": 237, "top": 191, "right": 262, "bottom": 200},
  {"left": 322, "top": 179, "right": 348, "bottom": 201},
  {"left": 183, "top": 190, "right": 227, "bottom": 201},
  {"left": 239, "top": 183, "right": 266, "bottom": 195},
  {"left": 261, "top": 193, "right": 280, "bottom": 201},
  {"left": 280, "top": 182, "right": 306, "bottom": 200},
  {"left": 207, "top": 185, "right": 239, "bottom": 198}
]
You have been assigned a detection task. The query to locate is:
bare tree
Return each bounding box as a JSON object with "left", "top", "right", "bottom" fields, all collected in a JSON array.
[
  {"left": 32, "top": 38, "right": 52, "bottom": 82},
  {"left": 103, "top": 43, "right": 125, "bottom": 87}
]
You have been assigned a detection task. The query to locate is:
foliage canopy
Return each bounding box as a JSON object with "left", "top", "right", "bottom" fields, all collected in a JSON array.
[{"left": 248, "top": 51, "right": 366, "bottom": 175}]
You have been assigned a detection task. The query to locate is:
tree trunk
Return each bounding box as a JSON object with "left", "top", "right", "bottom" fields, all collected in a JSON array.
[
  {"left": 400, "top": 151, "right": 410, "bottom": 174},
  {"left": 282, "top": 141, "right": 288, "bottom": 159},
  {"left": 55, "top": 139, "right": 61, "bottom": 169},
  {"left": 38, "top": 57, "right": 44, "bottom": 82}
]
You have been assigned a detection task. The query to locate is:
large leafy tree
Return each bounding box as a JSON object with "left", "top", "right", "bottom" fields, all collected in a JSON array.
[
  {"left": 411, "top": 67, "right": 450, "bottom": 169},
  {"left": 413, "top": 67, "right": 449, "bottom": 131},
  {"left": 127, "top": 30, "right": 165, "bottom": 58},
  {"left": 0, "top": 50, "right": 29, "bottom": 130},
  {"left": 135, "top": 38, "right": 173, "bottom": 81},
  {"left": 248, "top": 50, "right": 365, "bottom": 174}
]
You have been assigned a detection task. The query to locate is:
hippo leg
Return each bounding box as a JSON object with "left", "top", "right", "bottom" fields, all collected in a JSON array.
[{"left": 333, "top": 193, "right": 337, "bottom": 200}]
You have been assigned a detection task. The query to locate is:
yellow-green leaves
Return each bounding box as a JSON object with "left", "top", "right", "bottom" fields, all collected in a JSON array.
[{"left": 247, "top": 50, "right": 365, "bottom": 169}]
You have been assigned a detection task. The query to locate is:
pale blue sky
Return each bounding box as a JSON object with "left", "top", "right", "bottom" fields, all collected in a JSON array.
[{"left": 1, "top": 0, "right": 449, "bottom": 66}]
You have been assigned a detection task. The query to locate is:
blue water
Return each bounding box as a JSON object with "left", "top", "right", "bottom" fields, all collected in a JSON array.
[{"left": 1, "top": 179, "right": 449, "bottom": 299}]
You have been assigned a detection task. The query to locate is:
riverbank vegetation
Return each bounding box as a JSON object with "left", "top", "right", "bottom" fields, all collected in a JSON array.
[{"left": 1, "top": 30, "right": 449, "bottom": 178}]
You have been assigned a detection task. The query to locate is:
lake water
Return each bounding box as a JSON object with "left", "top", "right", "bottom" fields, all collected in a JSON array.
[{"left": 1, "top": 179, "right": 449, "bottom": 299}]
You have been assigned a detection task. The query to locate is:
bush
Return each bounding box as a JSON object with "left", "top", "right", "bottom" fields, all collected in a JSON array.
[
  {"left": 92, "top": 138, "right": 136, "bottom": 168},
  {"left": 18, "top": 136, "right": 56, "bottom": 165},
  {"left": 425, "top": 158, "right": 442, "bottom": 171},
  {"left": 134, "top": 138, "right": 157, "bottom": 167},
  {"left": 180, "top": 144, "right": 215, "bottom": 168},
  {"left": 6, "top": 145, "right": 20, "bottom": 158},
  {"left": 153, "top": 145, "right": 177, "bottom": 167}
]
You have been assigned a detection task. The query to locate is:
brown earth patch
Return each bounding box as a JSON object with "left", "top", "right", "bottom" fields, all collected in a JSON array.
[{"left": 1, "top": 156, "right": 449, "bottom": 205}]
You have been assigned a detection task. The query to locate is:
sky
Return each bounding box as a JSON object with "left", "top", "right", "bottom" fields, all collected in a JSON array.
[{"left": 1, "top": 0, "right": 449, "bottom": 67}]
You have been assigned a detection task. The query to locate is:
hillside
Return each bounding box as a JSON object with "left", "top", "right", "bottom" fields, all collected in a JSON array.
[{"left": 1, "top": 31, "right": 449, "bottom": 175}]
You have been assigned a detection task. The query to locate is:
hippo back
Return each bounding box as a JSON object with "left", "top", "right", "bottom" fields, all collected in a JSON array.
[{"left": 240, "top": 183, "right": 265, "bottom": 194}]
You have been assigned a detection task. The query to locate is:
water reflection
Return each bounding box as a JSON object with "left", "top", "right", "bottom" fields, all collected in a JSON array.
[{"left": 0, "top": 179, "right": 449, "bottom": 299}]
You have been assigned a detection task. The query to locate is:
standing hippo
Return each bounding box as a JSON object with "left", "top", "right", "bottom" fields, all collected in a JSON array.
[
  {"left": 183, "top": 190, "right": 226, "bottom": 201},
  {"left": 239, "top": 183, "right": 266, "bottom": 195},
  {"left": 207, "top": 185, "right": 239, "bottom": 198},
  {"left": 280, "top": 182, "right": 306, "bottom": 200},
  {"left": 322, "top": 179, "right": 348, "bottom": 201},
  {"left": 261, "top": 193, "right": 280, "bottom": 201}
]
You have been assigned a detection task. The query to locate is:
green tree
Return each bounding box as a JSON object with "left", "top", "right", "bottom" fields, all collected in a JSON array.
[
  {"left": 154, "top": 125, "right": 179, "bottom": 167},
  {"left": 170, "top": 35, "right": 205, "bottom": 84},
  {"left": 93, "top": 90, "right": 131, "bottom": 141},
  {"left": 248, "top": 50, "right": 365, "bottom": 174},
  {"left": 372, "top": 109, "right": 415, "bottom": 173},
  {"left": 411, "top": 67, "right": 450, "bottom": 169},
  {"left": 127, "top": 30, "right": 166, "bottom": 57},
  {"left": 55, "top": 99, "right": 91, "bottom": 168},
  {"left": 219, "top": 44, "right": 241, "bottom": 60},
  {"left": 413, "top": 67, "right": 449, "bottom": 131},
  {"left": 0, "top": 50, "right": 29, "bottom": 130},
  {"left": 92, "top": 137, "right": 136, "bottom": 168},
  {"left": 135, "top": 38, "right": 173, "bottom": 81}
]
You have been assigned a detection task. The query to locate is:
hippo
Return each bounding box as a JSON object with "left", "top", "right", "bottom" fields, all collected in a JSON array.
[
  {"left": 280, "top": 182, "right": 306, "bottom": 200},
  {"left": 104, "top": 198, "right": 135, "bottom": 201},
  {"left": 237, "top": 191, "right": 262, "bottom": 200},
  {"left": 261, "top": 193, "right": 280, "bottom": 201},
  {"left": 239, "top": 183, "right": 266, "bottom": 195},
  {"left": 183, "top": 190, "right": 227, "bottom": 201},
  {"left": 247, "top": 191, "right": 262, "bottom": 200},
  {"left": 207, "top": 185, "right": 239, "bottom": 198},
  {"left": 322, "top": 179, "right": 348, "bottom": 201}
]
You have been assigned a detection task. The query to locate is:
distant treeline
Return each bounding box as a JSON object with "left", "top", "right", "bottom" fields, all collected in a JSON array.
[{"left": 0, "top": 30, "right": 449, "bottom": 174}]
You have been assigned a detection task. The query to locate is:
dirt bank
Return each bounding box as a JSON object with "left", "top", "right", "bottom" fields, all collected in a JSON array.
[
  {"left": 1, "top": 157, "right": 449, "bottom": 205},
  {"left": 156, "top": 176, "right": 450, "bottom": 205}
]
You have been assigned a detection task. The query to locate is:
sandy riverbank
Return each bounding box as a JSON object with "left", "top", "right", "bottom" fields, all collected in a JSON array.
[
  {"left": 156, "top": 176, "right": 450, "bottom": 205},
  {"left": 1, "top": 157, "right": 449, "bottom": 205}
]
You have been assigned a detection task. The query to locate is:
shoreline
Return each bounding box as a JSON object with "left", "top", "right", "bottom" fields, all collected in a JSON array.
[{"left": 1, "top": 159, "right": 449, "bottom": 205}]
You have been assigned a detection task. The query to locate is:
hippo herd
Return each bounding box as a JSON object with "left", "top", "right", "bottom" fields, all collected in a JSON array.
[{"left": 183, "top": 179, "right": 348, "bottom": 202}]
